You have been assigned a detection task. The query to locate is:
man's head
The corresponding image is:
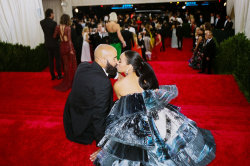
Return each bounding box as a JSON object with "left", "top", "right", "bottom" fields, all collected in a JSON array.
[
  {"left": 97, "top": 24, "right": 102, "bottom": 32},
  {"left": 94, "top": 44, "right": 118, "bottom": 77},
  {"left": 45, "top": 8, "right": 54, "bottom": 19},
  {"left": 205, "top": 30, "right": 213, "bottom": 40}
]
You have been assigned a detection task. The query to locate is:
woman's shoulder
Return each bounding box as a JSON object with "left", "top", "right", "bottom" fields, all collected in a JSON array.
[{"left": 114, "top": 76, "right": 126, "bottom": 90}]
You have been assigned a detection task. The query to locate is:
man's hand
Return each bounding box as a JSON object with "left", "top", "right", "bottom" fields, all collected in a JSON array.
[
  {"left": 206, "top": 57, "right": 210, "bottom": 61},
  {"left": 90, "top": 148, "right": 101, "bottom": 162}
]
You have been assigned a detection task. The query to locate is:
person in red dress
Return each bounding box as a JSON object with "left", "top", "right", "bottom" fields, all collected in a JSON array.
[
  {"left": 136, "top": 16, "right": 142, "bottom": 32},
  {"left": 53, "top": 14, "right": 77, "bottom": 92},
  {"left": 151, "top": 30, "right": 162, "bottom": 60}
]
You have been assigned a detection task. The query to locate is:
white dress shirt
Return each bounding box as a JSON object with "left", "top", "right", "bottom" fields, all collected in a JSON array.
[
  {"left": 215, "top": 18, "right": 218, "bottom": 26},
  {"left": 224, "top": 20, "right": 228, "bottom": 27},
  {"left": 210, "top": 16, "right": 215, "bottom": 24}
]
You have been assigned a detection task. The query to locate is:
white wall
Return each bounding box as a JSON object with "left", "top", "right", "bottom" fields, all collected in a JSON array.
[{"left": 0, "top": 0, "right": 44, "bottom": 48}]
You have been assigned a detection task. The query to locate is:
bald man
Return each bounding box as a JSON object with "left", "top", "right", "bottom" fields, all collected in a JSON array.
[{"left": 63, "top": 44, "right": 118, "bottom": 145}]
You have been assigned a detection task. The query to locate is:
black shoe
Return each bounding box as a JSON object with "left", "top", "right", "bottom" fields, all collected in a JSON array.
[
  {"left": 51, "top": 76, "right": 56, "bottom": 80},
  {"left": 57, "top": 75, "right": 63, "bottom": 80},
  {"left": 198, "top": 71, "right": 204, "bottom": 73}
]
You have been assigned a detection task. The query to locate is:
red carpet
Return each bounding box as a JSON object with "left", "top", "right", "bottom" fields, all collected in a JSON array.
[{"left": 0, "top": 38, "right": 249, "bottom": 165}]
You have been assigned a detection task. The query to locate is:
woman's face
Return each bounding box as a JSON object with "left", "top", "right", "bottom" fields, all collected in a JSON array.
[
  {"left": 117, "top": 53, "right": 130, "bottom": 73},
  {"left": 196, "top": 28, "right": 200, "bottom": 34}
]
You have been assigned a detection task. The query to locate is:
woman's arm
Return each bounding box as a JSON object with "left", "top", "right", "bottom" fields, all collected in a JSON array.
[
  {"left": 156, "top": 34, "right": 161, "bottom": 45},
  {"left": 85, "top": 33, "right": 90, "bottom": 43},
  {"left": 116, "top": 24, "right": 126, "bottom": 48},
  {"left": 53, "top": 25, "right": 59, "bottom": 39},
  {"left": 67, "top": 26, "right": 74, "bottom": 54}
]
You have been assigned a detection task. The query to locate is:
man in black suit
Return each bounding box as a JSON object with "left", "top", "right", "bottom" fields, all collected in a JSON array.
[
  {"left": 63, "top": 44, "right": 117, "bottom": 145},
  {"left": 138, "top": 33, "right": 147, "bottom": 61},
  {"left": 223, "top": 16, "right": 233, "bottom": 31},
  {"left": 72, "top": 20, "right": 83, "bottom": 65},
  {"left": 92, "top": 24, "right": 108, "bottom": 51},
  {"left": 197, "top": 14, "right": 205, "bottom": 27},
  {"left": 215, "top": 14, "right": 224, "bottom": 29},
  {"left": 121, "top": 24, "right": 134, "bottom": 52},
  {"left": 200, "top": 30, "right": 216, "bottom": 74},
  {"left": 176, "top": 21, "right": 183, "bottom": 50},
  {"left": 40, "top": 9, "right": 62, "bottom": 80}
]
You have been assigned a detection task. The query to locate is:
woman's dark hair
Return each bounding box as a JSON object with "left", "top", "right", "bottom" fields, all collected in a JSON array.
[
  {"left": 45, "top": 9, "right": 53, "bottom": 18},
  {"left": 60, "top": 14, "right": 71, "bottom": 26},
  {"left": 124, "top": 50, "right": 159, "bottom": 90}
]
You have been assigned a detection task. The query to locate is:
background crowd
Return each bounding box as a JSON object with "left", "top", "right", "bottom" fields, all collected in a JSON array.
[{"left": 41, "top": 8, "right": 233, "bottom": 91}]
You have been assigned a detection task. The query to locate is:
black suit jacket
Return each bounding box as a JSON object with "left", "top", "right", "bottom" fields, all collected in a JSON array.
[
  {"left": 63, "top": 62, "right": 113, "bottom": 144},
  {"left": 197, "top": 19, "right": 205, "bottom": 27},
  {"left": 92, "top": 32, "right": 108, "bottom": 50},
  {"left": 40, "top": 18, "right": 58, "bottom": 48},
  {"left": 138, "top": 39, "right": 145, "bottom": 52},
  {"left": 215, "top": 18, "right": 224, "bottom": 29},
  {"left": 204, "top": 38, "right": 216, "bottom": 59},
  {"left": 121, "top": 30, "right": 134, "bottom": 51},
  {"left": 176, "top": 26, "right": 183, "bottom": 38},
  {"left": 224, "top": 21, "right": 233, "bottom": 31}
]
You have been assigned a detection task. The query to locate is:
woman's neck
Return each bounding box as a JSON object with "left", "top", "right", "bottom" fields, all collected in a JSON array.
[{"left": 126, "top": 72, "right": 138, "bottom": 79}]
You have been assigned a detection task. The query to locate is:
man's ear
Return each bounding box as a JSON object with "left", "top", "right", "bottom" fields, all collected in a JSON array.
[{"left": 101, "top": 58, "right": 107, "bottom": 68}]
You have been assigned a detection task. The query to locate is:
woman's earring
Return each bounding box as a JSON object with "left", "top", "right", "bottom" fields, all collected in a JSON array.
[{"left": 125, "top": 67, "right": 130, "bottom": 75}]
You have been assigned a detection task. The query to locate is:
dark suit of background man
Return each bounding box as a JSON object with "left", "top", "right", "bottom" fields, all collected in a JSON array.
[
  {"left": 138, "top": 33, "right": 147, "bottom": 61},
  {"left": 176, "top": 22, "right": 183, "bottom": 50},
  {"left": 40, "top": 9, "right": 62, "bottom": 80},
  {"left": 92, "top": 24, "right": 108, "bottom": 52},
  {"left": 215, "top": 14, "right": 224, "bottom": 29},
  {"left": 63, "top": 45, "right": 117, "bottom": 145},
  {"left": 121, "top": 24, "right": 134, "bottom": 52},
  {"left": 200, "top": 30, "right": 216, "bottom": 74},
  {"left": 224, "top": 16, "right": 233, "bottom": 31}
]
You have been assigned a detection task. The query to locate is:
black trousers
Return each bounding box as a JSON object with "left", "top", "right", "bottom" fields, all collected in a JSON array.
[
  {"left": 161, "top": 37, "right": 165, "bottom": 51},
  {"left": 202, "top": 57, "right": 212, "bottom": 74},
  {"left": 47, "top": 46, "right": 61, "bottom": 78},
  {"left": 177, "top": 36, "right": 183, "bottom": 49},
  {"left": 141, "top": 48, "right": 147, "bottom": 61}
]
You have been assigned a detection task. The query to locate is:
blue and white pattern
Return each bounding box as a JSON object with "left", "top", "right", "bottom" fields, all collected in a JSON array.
[{"left": 95, "top": 85, "right": 216, "bottom": 166}]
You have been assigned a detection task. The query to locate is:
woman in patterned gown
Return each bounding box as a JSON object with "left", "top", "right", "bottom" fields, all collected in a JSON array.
[
  {"left": 189, "top": 28, "right": 205, "bottom": 70},
  {"left": 53, "top": 14, "right": 77, "bottom": 92},
  {"left": 91, "top": 50, "right": 216, "bottom": 166}
]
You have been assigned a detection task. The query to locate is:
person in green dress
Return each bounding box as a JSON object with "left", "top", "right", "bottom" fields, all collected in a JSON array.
[{"left": 106, "top": 12, "right": 126, "bottom": 60}]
